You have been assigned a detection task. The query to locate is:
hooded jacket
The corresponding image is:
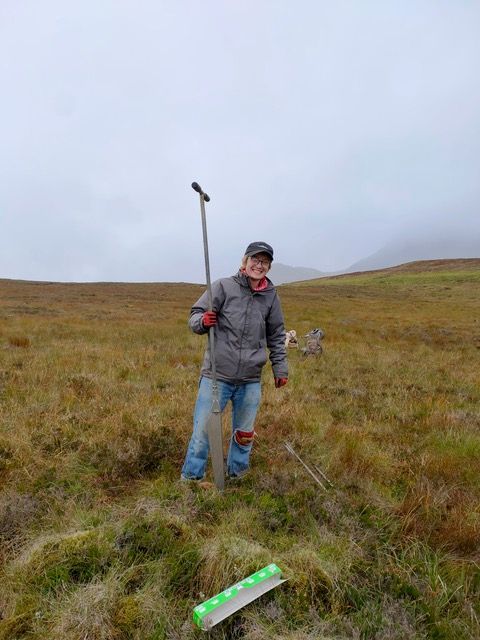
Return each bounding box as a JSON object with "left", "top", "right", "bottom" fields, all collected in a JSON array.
[{"left": 189, "top": 271, "right": 288, "bottom": 384}]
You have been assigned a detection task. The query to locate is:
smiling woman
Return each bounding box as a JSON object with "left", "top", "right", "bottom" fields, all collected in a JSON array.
[
  {"left": 241, "top": 250, "right": 272, "bottom": 289},
  {"left": 181, "top": 241, "right": 289, "bottom": 483}
]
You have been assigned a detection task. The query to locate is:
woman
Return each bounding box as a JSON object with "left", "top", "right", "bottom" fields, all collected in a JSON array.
[{"left": 181, "top": 241, "right": 288, "bottom": 481}]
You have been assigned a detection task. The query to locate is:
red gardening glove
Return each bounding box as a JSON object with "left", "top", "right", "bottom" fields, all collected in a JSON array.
[
  {"left": 202, "top": 311, "right": 217, "bottom": 328},
  {"left": 275, "top": 377, "right": 288, "bottom": 388}
]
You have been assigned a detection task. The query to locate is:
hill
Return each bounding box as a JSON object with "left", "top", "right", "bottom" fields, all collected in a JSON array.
[
  {"left": 290, "top": 257, "right": 480, "bottom": 286},
  {"left": 0, "top": 263, "right": 479, "bottom": 639},
  {"left": 269, "top": 262, "right": 329, "bottom": 284},
  {"left": 340, "top": 257, "right": 480, "bottom": 276},
  {"left": 346, "top": 234, "right": 480, "bottom": 273}
]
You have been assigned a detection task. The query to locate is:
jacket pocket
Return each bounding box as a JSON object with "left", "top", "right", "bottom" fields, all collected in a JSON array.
[{"left": 255, "top": 344, "right": 268, "bottom": 368}]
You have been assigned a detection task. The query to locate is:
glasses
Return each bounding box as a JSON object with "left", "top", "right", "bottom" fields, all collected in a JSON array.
[{"left": 249, "top": 256, "right": 270, "bottom": 267}]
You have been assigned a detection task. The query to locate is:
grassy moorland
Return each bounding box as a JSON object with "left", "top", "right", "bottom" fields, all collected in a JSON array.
[{"left": 0, "top": 259, "right": 479, "bottom": 640}]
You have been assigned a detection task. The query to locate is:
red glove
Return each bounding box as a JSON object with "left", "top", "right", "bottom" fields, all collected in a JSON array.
[
  {"left": 275, "top": 377, "right": 288, "bottom": 388},
  {"left": 202, "top": 311, "right": 217, "bottom": 328}
]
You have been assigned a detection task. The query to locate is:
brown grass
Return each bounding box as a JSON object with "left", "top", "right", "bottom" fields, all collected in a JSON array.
[{"left": 0, "top": 262, "right": 479, "bottom": 638}]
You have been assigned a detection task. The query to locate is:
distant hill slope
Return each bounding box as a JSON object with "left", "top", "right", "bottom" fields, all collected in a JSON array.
[
  {"left": 271, "top": 233, "right": 480, "bottom": 284},
  {"left": 286, "top": 258, "right": 480, "bottom": 286},
  {"left": 346, "top": 235, "right": 480, "bottom": 273},
  {"left": 335, "top": 257, "right": 480, "bottom": 278},
  {"left": 269, "top": 262, "right": 330, "bottom": 284}
]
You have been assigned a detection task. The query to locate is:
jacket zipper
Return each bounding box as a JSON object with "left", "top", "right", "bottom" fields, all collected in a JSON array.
[{"left": 235, "top": 291, "right": 254, "bottom": 379}]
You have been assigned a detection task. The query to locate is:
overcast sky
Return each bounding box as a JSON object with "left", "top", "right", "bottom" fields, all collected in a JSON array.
[{"left": 1, "top": 1, "right": 479, "bottom": 282}]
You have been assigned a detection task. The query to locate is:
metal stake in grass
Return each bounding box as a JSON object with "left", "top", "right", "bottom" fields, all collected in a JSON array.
[
  {"left": 192, "top": 181, "right": 225, "bottom": 491},
  {"left": 313, "top": 463, "right": 334, "bottom": 488},
  {"left": 284, "top": 442, "right": 327, "bottom": 490},
  {"left": 193, "top": 563, "right": 286, "bottom": 631}
]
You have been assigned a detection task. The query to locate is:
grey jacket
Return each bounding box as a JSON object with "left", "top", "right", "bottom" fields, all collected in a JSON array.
[{"left": 189, "top": 271, "right": 288, "bottom": 384}]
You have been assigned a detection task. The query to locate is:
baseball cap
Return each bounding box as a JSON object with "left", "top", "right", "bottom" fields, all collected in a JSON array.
[{"left": 244, "top": 241, "right": 274, "bottom": 261}]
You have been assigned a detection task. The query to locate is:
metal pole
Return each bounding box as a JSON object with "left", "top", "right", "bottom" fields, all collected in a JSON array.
[
  {"left": 192, "top": 182, "right": 224, "bottom": 490},
  {"left": 199, "top": 193, "right": 220, "bottom": 414}
]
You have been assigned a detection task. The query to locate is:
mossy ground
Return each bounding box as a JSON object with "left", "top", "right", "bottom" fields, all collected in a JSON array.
[{"left": 0, "top": 261, "right": 479, "bottom": 639}]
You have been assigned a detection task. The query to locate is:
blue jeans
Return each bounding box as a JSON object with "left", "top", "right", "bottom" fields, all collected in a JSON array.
[{"left": 181, "top": 376, "right": 262, "bottom": 480}]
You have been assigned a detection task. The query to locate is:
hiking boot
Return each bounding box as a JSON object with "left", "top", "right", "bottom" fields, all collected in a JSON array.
[
  {"left": 227, "top": 469, "right": 250, "bottom": 482},
  {"left": 180, "top": 475, "right": 215, "bottom": 490},
  {"left": 180, "top": 474, "right": 202, "bottom": 482}
]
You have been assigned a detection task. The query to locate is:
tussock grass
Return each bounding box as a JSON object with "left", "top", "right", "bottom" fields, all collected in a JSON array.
[
  {"left": 0, "top": 262, "right": 479, "bottom": 639},
  {"left": 7, "top": 336, "right": 31, "bottom": 349},
  {"left": 51, "top": 574, "right": 123, "bottom": 640}
]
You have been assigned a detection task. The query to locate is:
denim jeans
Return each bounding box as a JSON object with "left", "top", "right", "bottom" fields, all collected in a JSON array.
[{"left": 181, "top": 376, "right": 262, "bottom": 480}]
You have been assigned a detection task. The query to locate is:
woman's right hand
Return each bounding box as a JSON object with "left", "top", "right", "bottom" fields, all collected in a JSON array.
[{"left": 202, "top": 311, "right": 217, "bottom": 328}]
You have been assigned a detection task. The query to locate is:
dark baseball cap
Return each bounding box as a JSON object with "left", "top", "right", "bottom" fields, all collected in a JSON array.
[{"left": 244, "top": 241, "right": 274, "bottom": 261}]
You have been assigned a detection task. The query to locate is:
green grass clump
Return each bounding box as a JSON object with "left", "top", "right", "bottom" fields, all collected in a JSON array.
[{"left": 13, "top": 528, "right": 116, "bottom": 594}]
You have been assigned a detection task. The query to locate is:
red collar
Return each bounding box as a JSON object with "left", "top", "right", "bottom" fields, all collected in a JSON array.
[{"left": 252, "top": 276, "right": 268, "bottom": 291}]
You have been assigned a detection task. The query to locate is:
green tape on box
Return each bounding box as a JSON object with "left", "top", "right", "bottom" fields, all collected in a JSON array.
[{"left": 193, "top": 563, "right": 285, "bottom": 631}]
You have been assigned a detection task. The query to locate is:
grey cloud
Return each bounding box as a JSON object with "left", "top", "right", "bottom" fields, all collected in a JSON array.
[{"left": 1, "top": 1, "right": 479, "bottom": 281}]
